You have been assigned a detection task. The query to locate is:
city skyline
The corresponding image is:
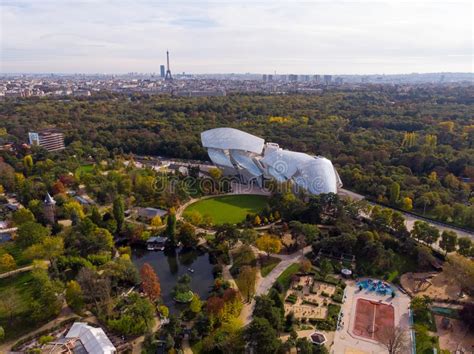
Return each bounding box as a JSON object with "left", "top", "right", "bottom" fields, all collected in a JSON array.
[{"left": 1, "top": 0, "right": 473, "bottom": 75}]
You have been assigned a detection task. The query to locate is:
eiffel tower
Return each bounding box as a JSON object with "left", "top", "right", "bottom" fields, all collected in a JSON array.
[{"left": 165, "top": 50, "right": 172, "bottom": 81}]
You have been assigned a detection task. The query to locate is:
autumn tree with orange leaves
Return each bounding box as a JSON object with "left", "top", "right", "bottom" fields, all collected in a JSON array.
[{"left": 140, "top": 263, "right": 161, "bottom": 302}]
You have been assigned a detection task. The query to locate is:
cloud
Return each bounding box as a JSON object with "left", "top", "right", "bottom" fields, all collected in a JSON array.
[{"left": 0, "top": 0, "right": 472, "bottom": 74}]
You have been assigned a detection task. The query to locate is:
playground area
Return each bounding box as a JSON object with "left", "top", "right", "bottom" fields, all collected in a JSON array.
[
  {"left": 356, "top": 279, "right": 394, "bottom": 297},
  {"left": 400, "top": 271, "right": 471, "bottom": 302},
  {"left": 353, "top": 299, "right": 395, "bottom": 341},
  {"left": 332, "top": 280, "right": 412, "bottom": 354}
]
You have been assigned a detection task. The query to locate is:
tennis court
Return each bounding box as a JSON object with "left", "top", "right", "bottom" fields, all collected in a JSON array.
[{"left": 353, "top": 298, "right": 394, "bottom": 341}]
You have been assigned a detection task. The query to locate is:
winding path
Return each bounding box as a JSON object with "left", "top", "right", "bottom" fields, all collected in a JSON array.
[{"left": 239, "top": 245, "right": 312, "bottom": 325}]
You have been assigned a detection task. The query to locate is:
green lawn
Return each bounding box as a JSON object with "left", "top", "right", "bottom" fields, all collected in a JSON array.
[
  {"left": 183, "top": 194, "right": 269, "bottom": 225},
  {"left": 260, "top": 256, "right": 281, "bottom": 277},
  {"left": 76, "top": 164, "right": 95, "bottom": 174},
  {"left": 275, "top": 263, "right": 301, "bottom": 291},
  {"left": 0, "top": 242, "right": 31, "bottom": 270},
  {"left": 0, "top": 271, "right": 38, "bottom": 340}
]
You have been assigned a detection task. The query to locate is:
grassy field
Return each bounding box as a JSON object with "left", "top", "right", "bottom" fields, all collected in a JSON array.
[
  {"left": 0, "top": 271, "right": 37, "bottom": 340},
  {"left": 0, "top": 242, "right": 31, "bottom": 270},
  {"left": 275, "top": 263, "right": 301, "bottom": 291},
  {"left": 76, "top": 164, "right": 95, "bottom": 174},
  {"left": 183, "top": 194, "right": 269, "bottom": 225}
]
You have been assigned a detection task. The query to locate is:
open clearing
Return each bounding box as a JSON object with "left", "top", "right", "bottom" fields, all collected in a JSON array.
[
  {"left": 0, "top": 271, "right": 37, "bottom": 340},
  {"left": 183, "top": 194, "right": 268, "bottom": 225}
]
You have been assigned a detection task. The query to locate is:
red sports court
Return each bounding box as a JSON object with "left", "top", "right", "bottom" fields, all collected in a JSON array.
[{"left": 353, "top": 298, "right": 395, "bottom": 341}]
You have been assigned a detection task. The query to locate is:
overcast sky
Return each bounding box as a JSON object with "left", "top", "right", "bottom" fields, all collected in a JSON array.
[{"left": 1, "top": 0, "right": 472, "bottom": 74}]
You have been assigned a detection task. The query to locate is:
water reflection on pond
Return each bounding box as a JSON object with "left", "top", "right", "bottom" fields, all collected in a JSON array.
[{"left": 132, "top": 247, "right": 215, "bottom": 313}]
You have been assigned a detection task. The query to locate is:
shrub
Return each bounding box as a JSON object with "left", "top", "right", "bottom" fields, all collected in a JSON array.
[
  {"left": 285, "top": 294, "right": 298, "bottom": 304},
  {"left": 38, "top": 335, "right": 54, "bottom": 345}
]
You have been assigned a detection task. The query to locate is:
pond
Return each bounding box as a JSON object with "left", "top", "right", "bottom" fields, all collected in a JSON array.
[{"left": 132, "top": 247, "right": 215, "bottom": 313}]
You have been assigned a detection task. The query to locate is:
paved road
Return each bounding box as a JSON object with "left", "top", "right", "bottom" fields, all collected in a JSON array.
[
  {"left": 339, "top": 188, "right": 474, "bottom": 242},
  {"left": 0, "top": 260, "right": 50, "bottom": 279}
]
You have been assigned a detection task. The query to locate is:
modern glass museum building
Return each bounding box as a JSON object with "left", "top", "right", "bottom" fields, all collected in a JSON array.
[{"left": 201, "top": 128, "right": 342, "bottom": 194}]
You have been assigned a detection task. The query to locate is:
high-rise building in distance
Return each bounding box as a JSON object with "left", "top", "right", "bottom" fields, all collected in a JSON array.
[
  {"left": 160, "top": 65, "right": 165, "bottom": 78},
  {"left": 288, "top": 74, "right": 298, "bottom": 82},
  {"left": 28, "top": 129, "right": 65, "bottom": 152}
]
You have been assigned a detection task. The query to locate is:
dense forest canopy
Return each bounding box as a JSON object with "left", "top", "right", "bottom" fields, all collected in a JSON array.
[{"left": 0, "top": 86, "right": 473, "bottom": 228}]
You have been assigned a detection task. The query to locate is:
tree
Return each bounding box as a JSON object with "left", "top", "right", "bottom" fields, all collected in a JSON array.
[
  {"left": 190, "top": 294, "right": 202, "bottom": 314},
  {"left": 16, "top": 221, "right": 50, "bottom": 249},
  {"left": 300, "top": 258, "right": 312, "bottom": 273},
  {"left": 77, "top": 267, "right": 113, "bottom": 317},
  {"left": 389, "top": 182, "right": 400, "bottom": 204},
  {"left": 165, "top": 209, "right": 177, "bottom": 247},
  {"left": 108, "top": 293, "right": 156, "bottom": 335},
  {"left": 12, "top": 208, "right": 35, "bottom": 225},
  {"left": 29, "top": 268, "right": 62, "bottom": 322},
  {"left": 289, "top": 221, "right": 320, "bottom": 244},
  {"left": 64, "top": 200, "right": 85, "bottom": 221},
  {"left": 255, "top": 234, "right": 282, "bottom": 257},
  {"left": 113, "top": 195, "right": 125, "bottom": 232},
  {"left": 439, "top": 231, "right": 457, "bottom": 255},
  {"left": 178, "top": 223, "right": 198, "bottom": 248},
  {"left": 401, "top": 197, "right": 413, "bottom": 211},
  {"left": 209, "top": 167, "right": 222, "bottom": 180},
  {"left": 51, "top": 180, "right": 66, "bottom": 195},
  {"left": 253, "top": 215, "right": 261, "bottom": 226},
  {"left": 253, "top": 295, "right": 283, "bottom": 331},
  {"left": 378, "top": 326, "right": 409, "bottom": 354},
  {"left": 245, "top": 317, "right": 281, "bottom": 354},
  {"left": 65, "top": 280, "right": 84, "bottom": 313},
  {"left": 23, "top": 155, "right": 33, "bottom": 173},
  {"left": 0, "top": 253, "right": 16, "bottom": 272},
  {"left": 241, "top": 228, "right": 258, "bottom": 245},
  {"left": 391, "top": 211, "right": 408, "bottom": 236},
  {"left": 0, "top": 161, "right": 15, "bottom": 192},
  {"left": 237, "top": 266, "right": 257, "bottom": 302},
  {"left": 64, "top": 218, "right": 114, "bottom": 257},
  {"left": 150, "top": 215, "right": 162, "bottom": 227},
  {"left": 411, "top": 221, "right": 439, "bottom": 246},
  {"left": 159, "top": 305, "right": 169, "bottom": 318},
  {"left": 140, "top": 263, "right": 161, "bottom": 302},
  {"left": 319, "top": 258, "right": 333, "bottom": 276},
  {"left": 23, "top": 236, "right": 64, "bottom": 264},
  {"left": 457, "top": 237, "right": 473, "bottom": 257},
  {"left": 444, "top": 254, "right": 474, "bottom": 295},
  {"left": 90, "top": 206, "right": 102, "bottom": 226},
  {"left": 206, "top": 296, "right": 225, "bottom": 322},
  {"left": 459, "top": 303, "right": 474, "bottom": 331}
]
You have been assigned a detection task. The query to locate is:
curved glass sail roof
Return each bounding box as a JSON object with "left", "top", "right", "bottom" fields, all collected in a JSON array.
[
  {"left": 261, "top": 150, "right": 313, "bottom": 179},
  {"left": 230, "top": 150, "right": 262, "bottom": 177},
  {"left": 207, "top": 148, "right": 234, "bottom": 168},
  {"left": 298, "top": 157, "right": 339, "bottom": 194},
  {"left": 201, "top": 128, "right": 265, "bottom": 154}
]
